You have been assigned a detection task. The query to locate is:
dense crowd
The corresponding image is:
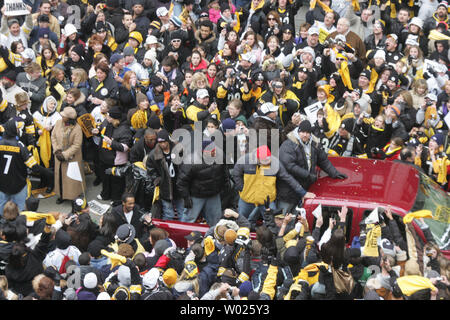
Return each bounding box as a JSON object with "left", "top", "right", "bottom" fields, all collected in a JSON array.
[{"left": 0, "top": 0, "right": 448, "bottom": 301}]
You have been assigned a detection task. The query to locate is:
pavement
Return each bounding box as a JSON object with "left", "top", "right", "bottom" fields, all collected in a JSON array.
[{"left": 35, "top": 7, "right": 309, "bottom": 218}]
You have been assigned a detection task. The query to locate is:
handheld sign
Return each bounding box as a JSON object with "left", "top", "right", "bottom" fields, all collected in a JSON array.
[
  {"left": 4, "top": 0, "right": 29, "bottom": 16},
  {"left": 77, "top": 113, "right": 96, "bottom": 138},
  {"left": 365, "top": 207, "right": 379, "bottom": 224},
  {"left": 304, "top": 102, "right": 322, "bottom": 125},
  {"left": 312, "top": 204, "right": 322, "bottom": 219}
]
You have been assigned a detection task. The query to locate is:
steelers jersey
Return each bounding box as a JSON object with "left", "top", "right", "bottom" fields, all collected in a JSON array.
[{"left": 0, "top": 139, "right": 36, "bottom": 194}]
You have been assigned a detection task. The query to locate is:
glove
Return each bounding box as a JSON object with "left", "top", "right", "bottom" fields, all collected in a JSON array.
[
  {"left": 335, "top": 172, "right": 347, "bottom": 179},
  {"left": 163, "top": 247, "right": 175, "bottom": 257},
  {"left": 49, "top": 77, "right": 58, "bottom": 87},
  {"left": 44, "top": 266, "right": 61, "bottom": 286},
  {"left": 309, "top": 173, "right": 317, "bottom": 183},
  {"left": 105, "top": 168, "right": 113, "bottom": 175},
  {"left": 55, "top": 150, "right": 65, "bottom": 161},
  {"left": 269, "top": 255, "right": 280, "bottom": 267},
  {"left": 184, "top": 197, "right": 193, "bottom": 209}
]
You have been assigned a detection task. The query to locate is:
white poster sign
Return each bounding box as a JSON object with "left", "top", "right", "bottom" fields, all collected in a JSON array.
[{"left": 4, "top": 0, "right": 29, "bottom": 16}]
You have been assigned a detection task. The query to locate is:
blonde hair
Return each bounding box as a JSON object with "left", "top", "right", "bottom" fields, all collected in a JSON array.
[
  {"left": 190, "top": 71, "right": 209, "bottom": 90},
  {"left": 71, "top": 68, "right": 88, "bottom": 86},
  {"left": 3, "top": 201, "right": 19, "bottom": 221},
  {"left": 411, "top": 78, "right": 428, "bottom": 93}
]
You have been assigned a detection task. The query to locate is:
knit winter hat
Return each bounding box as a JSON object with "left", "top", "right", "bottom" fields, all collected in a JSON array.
[
  {"left": 431, "top": 133, "right": 444, "bottom": 146},
  {"left": 71, "top": 44, "right": 85, "bottom": 58},
  {"left": 123, "top": 46, "right": 135, "bottom": 57},
  {"left": 235, "top": 115, "right": 248, "bottom": 127},
  {"left": 154, "top": 239, "right": 172, "bottom": 256},
  {"left": 239, "top": 281, "right": 253, "bottom": 297},
  {"left": 97, "top": 292, "right": 111, "bottom": 300},
  {"left": 373, "top": 50, "right": 386, "bottom": 61},
  {"left": 110, "top": 53, "right": 124, "bottom": 65},
  {"left": 163, "top": 268, "right": 178, "bottom": 288},
  {"left": 148, "top": 115, "right": 162, "bottom": 129},
  {"left": 83, "top": 272, "right": 98, "bottom": 289},
  {"left": 55, "top": 229, "right": 71, "bottom": 250},
  {"left": 221, "top": 118, "right": 236, "bottom": 131},
  {"left": 118, "top": 265, "right": 131, "bottom": 287},
  {"left": 108, "top": 106, "right": 122, "bottom": 120},
  {"left": 143, "top": 268, "right": 160, "bottom": 289}
]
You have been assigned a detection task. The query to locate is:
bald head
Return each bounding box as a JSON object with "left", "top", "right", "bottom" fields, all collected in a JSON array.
[{"left": 337, "top": 18, "right": 350, "bottom": 34}]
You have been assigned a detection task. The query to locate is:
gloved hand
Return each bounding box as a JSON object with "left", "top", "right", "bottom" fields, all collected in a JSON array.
[
  {"left": 335, "top": 172, "right": 348, "bottom": 179},
  {"left": 264, "top": 195, "right": 271, "bottom": 212},
  {"left": 55, "top": 150, "right": 65, "bottom": 161},
  {"left": 105, "top": 168, "right": 113, "bottom": 175},
  {"left": 309, "top": 173, "right": 317, "bottom": 183},
  {"left": 269, "top": 255, "right": 280, "bottom": 267},
  {"left": 44, "top": 266, "right": 61, "bottom": 286},
  {"left": 184, "top": 197, "right": 193, "bottom": 209},
  {"left": 163, "top": 246, "right": 175, "bottom": 257},
  {"left": 49, "top": 77, "right": 58, "bottom": 87}
]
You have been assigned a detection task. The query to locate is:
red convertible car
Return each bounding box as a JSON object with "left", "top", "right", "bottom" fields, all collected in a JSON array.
[{"left": 153, "top": 157, "right": 450, "bottom": 259}]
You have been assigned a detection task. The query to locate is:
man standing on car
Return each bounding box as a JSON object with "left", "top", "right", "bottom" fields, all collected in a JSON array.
[
  {"left": 146, "top": 129, "right": 185, "bottom": 221},
  {"left": 178, "top": 140, "right": 228, "bottom": 226},
  {"left": 278, "top": 120, "right": 348, "bottom": 213}
]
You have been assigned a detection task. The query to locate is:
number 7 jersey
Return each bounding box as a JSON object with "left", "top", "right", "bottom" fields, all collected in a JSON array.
[{"left": 0, "top": 138, "right": 36, "bottom": 195}]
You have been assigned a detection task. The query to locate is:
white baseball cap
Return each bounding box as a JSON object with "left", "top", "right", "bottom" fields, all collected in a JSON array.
[
  {"left": 260, "top": 102, "right": 278, "bottom": 115},
  {"left": 156, "top": 6, "right": 169, "bottom": 17},
  {"left": 196, "top": 88, "right": 209, "bottom": 99}
]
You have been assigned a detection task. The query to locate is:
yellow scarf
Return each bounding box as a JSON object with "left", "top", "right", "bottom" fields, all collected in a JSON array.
[
  {"left": 362, "top": 224, "right": 381, "bottom": 257},
  {"left": 324, "top": 103, "right": 342, "bottom": 139},
  {"left": 131, "top": 109, "right": 148, "bottom": 129},
  {"left": 310, "top": 0, "right": 333, "bottom": 13},
  {"left": 396, "top": 276, "right": 437, "bottom": 297},
  {"left": 403, "top": 210, "right": 433, "bottom": 224},
  {"left": 21, "top": 211, "right": 56, "bottom": 224},
  {"left": 337, "top": 55, "right": 353, "bottom": 90}
]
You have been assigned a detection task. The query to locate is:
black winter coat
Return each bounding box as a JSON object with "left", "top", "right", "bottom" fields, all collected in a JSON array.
[
  {"left": 146, "top": 142, "right": 182, "bottom": 201},
  {"left": 5, "top": 230, "right": 51, "bottom": 296},
  {"left": 279, "top": 131, "right": 340, "bottom": 194},
  {"left": 178, "top": 153, "right": 228, "bottom": 199}
]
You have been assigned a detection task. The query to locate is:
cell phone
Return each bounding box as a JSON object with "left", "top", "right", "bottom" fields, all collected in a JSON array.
[{"left": 295, "top": 206, "right": 306, "bottom": 219}]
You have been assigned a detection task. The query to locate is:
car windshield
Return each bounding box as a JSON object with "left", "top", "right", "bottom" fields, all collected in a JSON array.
[{"left": 411, "top": 172, "right": 450, "bottom": 251}]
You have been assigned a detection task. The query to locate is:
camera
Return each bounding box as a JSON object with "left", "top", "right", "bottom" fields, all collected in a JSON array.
[
  {"left": 228, "top": 69, "right": 236, "bottom": 78},
  {"left": 323, "top": 38, "right": 335, "bottom": 48},
  {"left": 426, "top": 100, "right": 433, "bottom": 107},
  {"left": 371, "top": 147, "right": 381, "bottom": 155}
]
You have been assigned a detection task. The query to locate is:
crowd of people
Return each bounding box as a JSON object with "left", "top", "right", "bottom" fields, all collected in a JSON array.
[{"left": 0, "top": 0, "right": 448, "bottom": 301}]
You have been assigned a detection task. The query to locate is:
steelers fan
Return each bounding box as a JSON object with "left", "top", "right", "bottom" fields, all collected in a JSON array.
[{"left": 0, "top": 118, "right": 52, "bottom": 213}]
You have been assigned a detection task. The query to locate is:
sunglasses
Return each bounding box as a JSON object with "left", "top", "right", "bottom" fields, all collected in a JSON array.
[
  {"left": 283, "top": 31, "right": 292, "bottom": 34},
  {"left": 268, "top": 17, "right": 276, "bottom": 20},
  {"left": 336, "top": 58, "right": 346, "bottom": 61}
]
